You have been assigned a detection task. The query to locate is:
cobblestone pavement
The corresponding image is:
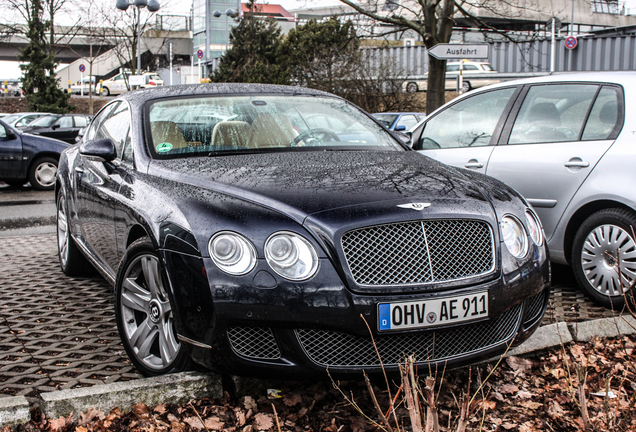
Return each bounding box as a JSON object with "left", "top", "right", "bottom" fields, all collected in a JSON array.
[{"left": 0, "top": 234, "right": 621, "bottom": 402}]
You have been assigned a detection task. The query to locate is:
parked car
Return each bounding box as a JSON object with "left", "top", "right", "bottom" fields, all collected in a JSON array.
[
  {"left": 21, "top": 114, "right": 91, "bottom": 144},
  {"left": 55, "top": 83, "right": 549, "bottom": 378},
  {"left": 407, "top": 71, "right": 636, "bottom": 308},
  {"left": 372, "top": 112, "right": 426, "bottom": 131},
  {"left": 1, "top": 112, "right": 51, "bottom": 128},
  {"left": 71, "top": 76, "right": 98, "bottom": 95},
  {"left": 405, "top": 62, "right": 500, "bottom": 93},
  {"left": 99, "top": 72, "right": 164, "bottom": 96},
  {"left": 0, "top": 119, "right": 69, "bottom": 190}
]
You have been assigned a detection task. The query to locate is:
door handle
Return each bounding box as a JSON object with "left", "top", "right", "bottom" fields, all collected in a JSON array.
[
  {"left": 465, "top": 160, "right": 484, "bottom": 169},
  {"left": 564, "top": 158, "right": 589, "bottom": 168}
]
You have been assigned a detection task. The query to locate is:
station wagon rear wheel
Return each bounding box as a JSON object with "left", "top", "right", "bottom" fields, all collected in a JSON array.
[
  {"left": 572, "top": 208, "right": 636, "bottom": 309},
  {"left": 406, "top": 82, "right": 418, "bottom": 93},
  {"left": 115, "top": 237, "right": 190, "bottom": 376}
]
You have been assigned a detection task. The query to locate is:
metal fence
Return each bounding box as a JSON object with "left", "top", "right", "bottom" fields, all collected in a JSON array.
[{"left": 361, "top": 34, "right": 636, "bottom": 77}]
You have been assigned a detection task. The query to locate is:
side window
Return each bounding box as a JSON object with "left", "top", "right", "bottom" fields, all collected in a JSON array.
[
  {"left": 447, "top": 65, "right": 459, "bottom": 73},
  {"left": 582, "top": 86, "right": 621, "bottom": 141},
  {"left": 508, "top": 84, "right": 599, "bottom": 144},
  {"left": 85, "top": 103, "right": 119, "bottom": 141},
  {"left": 416, "top": 87, "right": 516, "bottom": 150},
  {"left": 0, "top": 124, "right": 7, "bottom": 139},
  {"left": 57, "top": 117, "right": 73, "bottom": 128},
  {"left": 94, "top": 103, "right": 131, "bottom": 159},
  {"left": 463, "top": 64, "right": 479, "bottom": 71},
  {"left": 16, "top": 116, "right": 35, "bottom": 127},
  {"left": 396, "top": 115, "right": 418, "bottom": 130},
  {"left": 74, "top": 116, "right": 88, "bottom": 128}
]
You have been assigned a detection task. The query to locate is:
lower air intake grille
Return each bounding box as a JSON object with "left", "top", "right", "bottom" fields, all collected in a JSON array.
[
  {"left": 296, "top": 304, "right": 522, "bottom": 367},
  {"left": 523, "top": 290, "right": 548, "bottom": 328},
  {"left": 227, "top": 327, "right": 281, "bottom": 360},
  {"left": 341, "top": 219, "right": 494, "bottom": 286}
]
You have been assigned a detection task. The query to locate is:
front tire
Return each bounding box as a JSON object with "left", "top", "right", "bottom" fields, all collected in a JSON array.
[
  {"left": 115, "top": 237, "right": 190, "bottom": 376},
  {"left": 28, "top": 157, "right": 57, "bottom": 190},
  {"left": 461, "top": 81, "right": 472, "bottom": 92},
  {"left": 571, "top": 208, "right": 636, "bottom": 309},
  {"left": 102, "top": 87, "right": 110, "bottom": 96}
]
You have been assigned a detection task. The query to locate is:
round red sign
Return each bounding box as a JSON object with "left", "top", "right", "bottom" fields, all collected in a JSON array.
[{"left": 565, "top": 36, "right": 578, "bottom": 50}]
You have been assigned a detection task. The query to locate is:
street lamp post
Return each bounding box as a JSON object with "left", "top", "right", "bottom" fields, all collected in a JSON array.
[
  {"left": 212, "top": 9, "right": 238, "bottom": 51},
  {"left": 115, "top": 0, "right": 161, "bottom": 75}
]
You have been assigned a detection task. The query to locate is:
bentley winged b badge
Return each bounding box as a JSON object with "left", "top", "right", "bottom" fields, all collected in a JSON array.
[{"left": 397, "top": 202, "right": 432, "bottom": 211}]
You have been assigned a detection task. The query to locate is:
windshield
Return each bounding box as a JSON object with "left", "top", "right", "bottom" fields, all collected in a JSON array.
[
  {"left": 29, "top": 115, "right": 60, "bottom": 127},
  {"left": 372, "top": 114, "right": 399, "bottom": 128},
  {"left": 2, "top": 114, "right": 19, "bottom": 124},
  {"left": 147, "top": 95, "right": 404, "bottom": 159}
]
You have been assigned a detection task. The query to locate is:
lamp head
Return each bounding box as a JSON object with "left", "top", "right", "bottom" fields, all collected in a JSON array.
[
  {"left": 115, "top": 0, "right": 130, "bottom": 11},
  {"left": 133, "top": 0, "right": 148, "bottom": 7},
  {"left": 147, "top": 0, "right": 160, "bottom": 12},
  {"left": 212, "top": 9, "right": 222, "bottom": 17},
  {"left": 225, "top": 8, "right": 238, "bottom": 17}
]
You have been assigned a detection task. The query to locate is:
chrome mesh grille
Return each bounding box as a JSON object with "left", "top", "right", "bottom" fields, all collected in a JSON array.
[
  {"left": 524, "top": 290, "right": 547, "bottom": 327},
  {"left": 341, "top": 220, "right": 494, "bottom": 286},
  {"left": 227, "top": 327, "right": 281, "bottom": 360},
  {"left": 296, "top": 304, "right": 522, "bottom": 367}
]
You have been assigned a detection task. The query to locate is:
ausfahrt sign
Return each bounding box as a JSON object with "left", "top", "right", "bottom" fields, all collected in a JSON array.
[{"left": 428, "top": 44, "right": 489, "bottom": 60}]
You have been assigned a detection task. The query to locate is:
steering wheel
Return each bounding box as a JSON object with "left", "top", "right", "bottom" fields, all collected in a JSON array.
[{"left": 291, "top": 128, "right": 340, "bottom": 147}]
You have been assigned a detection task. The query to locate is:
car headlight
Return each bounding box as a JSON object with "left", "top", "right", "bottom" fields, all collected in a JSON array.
[
  {"left": 501, "top": 215, "right": 528, "bottom": 258},
  {"left": 208, "top": 232, "right": 257, "bottom": 275},
  {"left": 525, "top": 210, "right": 543, "bottom": 246},
  {"left": 265, "top": 232, "right": 318, "bottom": 281}
]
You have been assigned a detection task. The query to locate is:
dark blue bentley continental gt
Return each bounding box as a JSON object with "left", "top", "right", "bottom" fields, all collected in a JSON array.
[{"left": 55, "top": 84, "right": 550, "bottom": 378}]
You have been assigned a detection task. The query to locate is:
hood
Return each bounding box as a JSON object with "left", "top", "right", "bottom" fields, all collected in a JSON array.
[{"left": 149, "top": 151, "right": 492, "bottom": 222}]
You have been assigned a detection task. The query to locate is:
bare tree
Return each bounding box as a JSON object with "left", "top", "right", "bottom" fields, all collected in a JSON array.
[{"left": 336, "top": 0, "right": 546, "bottom": 112}]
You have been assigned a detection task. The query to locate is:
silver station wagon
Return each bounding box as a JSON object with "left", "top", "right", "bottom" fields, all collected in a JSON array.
[{"left": 408, "top": 72, "right": 635, "bottom": 309}]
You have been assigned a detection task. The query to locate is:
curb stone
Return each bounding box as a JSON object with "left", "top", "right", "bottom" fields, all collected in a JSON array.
[
  {"left": 38, "top": 372, "right": 223, "bottom": 420},
  {"left": 568, "top": 314, "right": 636, "bottom": 342},
  {"left": 509, "top": 321, "right": 573, "bottom": 356},
  {"left": 0, "top": 396, "right": 30, "bottom": 427}
]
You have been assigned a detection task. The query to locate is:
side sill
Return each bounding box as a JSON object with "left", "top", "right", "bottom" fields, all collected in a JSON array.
[{"left": 72, "top": 234, "right": 116, "bottom": 286}]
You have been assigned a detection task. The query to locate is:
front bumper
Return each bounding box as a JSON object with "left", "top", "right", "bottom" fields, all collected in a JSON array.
[{"left": 162, "top": 244, "right": 550, "bottom": 379}]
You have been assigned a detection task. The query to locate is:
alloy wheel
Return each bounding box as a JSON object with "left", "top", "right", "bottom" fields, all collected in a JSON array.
[
  {"left": 120, "top": 254, "right": 180, "bottom": 371},
  {"left": 581, "top": 224, "right": 636, "bottom": 297},
  {"left": 57, "top": 198, "right": 69, "bottom": 269}
]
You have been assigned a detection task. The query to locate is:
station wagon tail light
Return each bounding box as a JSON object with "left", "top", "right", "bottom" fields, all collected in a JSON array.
[
  {"left": 265, "top": 232, "right": 318, "bottom": 281},
  {"left": 209, "top": 232, "right": 257, "bottom": 275},
  {"left": 501, "top": 215, "right": 528, "bottom": 258},
  {"left": 148, "top": 81, "right": 157, "bottom": 86},
  {"left": 525, "top": 210, "right": 543, "bottom": 246}
]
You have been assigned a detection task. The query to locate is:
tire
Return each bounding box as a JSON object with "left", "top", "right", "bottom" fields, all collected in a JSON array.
[
  {"left": 571, "top": 208, "right": 636, "bottom": 309},
  {"left": 28, "top": 157, "right": 57, "bottom": 190},
  {"left": 102, "top": 86, "right": 110, "bottom": 96},
  {"left": 406, "top": 82, "right": 418, "bottom": 93},
  {"left": 461, "top": 81, "right": 472, "bottom": 92},
  {"left": 56, "top": 191, "right": 95, "bottom": 276},
  {"left": 4, "top": 180, "right": 26, "bottom": 187},
  {"left": 115, "top": 237, "right": 190, "bottom": 376}
]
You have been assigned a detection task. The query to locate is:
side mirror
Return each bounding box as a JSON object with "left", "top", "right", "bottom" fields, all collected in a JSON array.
[
  {"left": 80, "top": 138, "right": 117, "bottom": 162},
  {"left": 51, "top": 124, "right": 60, "bottom": 130},
  {"left": 395, "top": 125, "right": 406, "bottom": 131},
  {"left": 394, "top": 131, "right": 412, "bottom": 147},
  {"left": 6, "top": 131, "right": 17, "bottom": 140}
]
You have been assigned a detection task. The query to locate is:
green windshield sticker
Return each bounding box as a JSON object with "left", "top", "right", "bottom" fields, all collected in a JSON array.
[{"left": 156, "top": 142, "right": 173, "bottom": 152}]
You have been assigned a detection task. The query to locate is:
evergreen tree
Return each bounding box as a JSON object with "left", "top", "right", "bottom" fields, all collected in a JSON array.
[
  {"left": 210, "top": 0, "right": 288, "bottom": 84},
  {"left": 18, "top": 0, "right": 73, "bottom": 113}
]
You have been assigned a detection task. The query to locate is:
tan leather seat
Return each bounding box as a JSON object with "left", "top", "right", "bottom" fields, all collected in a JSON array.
[
  {"left": 248, "top": 114, "right": 297, "bottom": 148},
  {"left": 151, "top": 121, "right": 187, "bottom": 150},
  {"left": 211, "top": 121, "right": 250, "bottom": 148}
]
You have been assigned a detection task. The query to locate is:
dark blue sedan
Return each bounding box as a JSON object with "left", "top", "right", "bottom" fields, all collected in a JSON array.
[{"left": 0, "top": 119, "right": 70, "bottom": 190}]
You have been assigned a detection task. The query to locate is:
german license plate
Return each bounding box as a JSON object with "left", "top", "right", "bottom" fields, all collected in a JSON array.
[{"left": 378, "top": 291, "right": 488, "bottom": 331}]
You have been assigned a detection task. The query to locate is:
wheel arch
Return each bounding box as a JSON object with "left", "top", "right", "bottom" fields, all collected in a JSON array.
[
  {"left": 127, "top": 224, "right": 150, "bottom": 249},
  {"left": 563, "top": 199, "right": 636, "bottom": 264},
  {"left": 27, "top": 152, "right": 61, "bottom": 172}
]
